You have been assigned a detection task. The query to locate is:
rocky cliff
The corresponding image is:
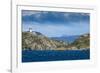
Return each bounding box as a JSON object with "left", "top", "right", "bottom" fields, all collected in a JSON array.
[
  {"left": 22, "top": 31, "right": 90, "bottom": 50},
  {"left": 69, "top": 34, "right": 90, "bottom": 50},
  {"left": 22, "top": 31, "right": 68, "bottom": 50}
]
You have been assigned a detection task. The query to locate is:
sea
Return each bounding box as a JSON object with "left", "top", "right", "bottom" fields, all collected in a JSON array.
[{"left": 22, "top": 50, "right": 90, "bottom": 62}]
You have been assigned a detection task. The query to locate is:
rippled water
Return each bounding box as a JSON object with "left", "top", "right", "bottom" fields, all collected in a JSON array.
[{"left": 22, "top": 50, "right": 90, "bottom": 62}]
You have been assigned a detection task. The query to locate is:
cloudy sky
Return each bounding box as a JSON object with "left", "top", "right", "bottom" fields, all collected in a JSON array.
[{"left": 22, "top": 10, "right": 90, "bottom": 37}]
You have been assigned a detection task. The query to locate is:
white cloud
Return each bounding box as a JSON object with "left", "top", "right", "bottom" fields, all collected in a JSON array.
[{"left": 22, "top": 10, "right": 41, "bottom": 16}]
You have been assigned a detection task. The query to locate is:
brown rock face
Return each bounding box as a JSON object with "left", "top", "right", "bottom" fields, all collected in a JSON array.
[
  {"left": 22, "top": 31, "right": 68, "bottom": 50},
  {"left": 22, "top": 31, "right": 90, "bottom": 50}
]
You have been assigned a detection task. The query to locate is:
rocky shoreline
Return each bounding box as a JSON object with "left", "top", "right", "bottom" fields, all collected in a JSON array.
[{"left": 22, "top": 31, "right": 90, "bottom": 50}]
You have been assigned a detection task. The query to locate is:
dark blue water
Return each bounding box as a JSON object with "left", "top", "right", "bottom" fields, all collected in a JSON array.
[{"left": 22, "top": 50, "right": 90, "bottom": 62}]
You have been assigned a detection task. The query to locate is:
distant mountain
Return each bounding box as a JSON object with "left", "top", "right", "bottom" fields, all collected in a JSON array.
[
  {"left": 51, "top": 35, "right": 80, "bottom": 43},
  {"left": 22, "top": 31, "right": 68, "bottom": 50}
]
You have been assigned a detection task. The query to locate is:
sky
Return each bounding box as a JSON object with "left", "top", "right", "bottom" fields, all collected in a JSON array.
[{"left": 22, "top": 10, "right": 90, "bottom": 37}]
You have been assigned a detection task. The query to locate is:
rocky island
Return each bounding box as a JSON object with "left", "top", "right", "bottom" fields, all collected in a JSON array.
[{"left": 22, "top": 31, "right": 90, "bottom": 50}]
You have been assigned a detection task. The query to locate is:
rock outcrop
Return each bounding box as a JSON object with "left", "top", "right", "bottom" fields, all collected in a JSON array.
[
  {"left": 22, "top": 31, "right": 90, "bottom": 50},
  {"left": 22, "top": 31, "right": 68, "bottom": 50}
]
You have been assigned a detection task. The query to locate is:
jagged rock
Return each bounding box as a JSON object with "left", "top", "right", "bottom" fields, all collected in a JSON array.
[
  {"left": 22, "top": 31, "right": 68, "bottom": 50},
  {"left": 22, "top": 31, "right": 90, "bottom": 50},
  {"left": 71, "top": 33, "right": 90, "bottom": 50}
]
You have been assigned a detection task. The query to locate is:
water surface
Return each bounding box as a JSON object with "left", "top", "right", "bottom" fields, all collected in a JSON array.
[{"left": 22, "top": 50, "right": 90, "bottom": 62}]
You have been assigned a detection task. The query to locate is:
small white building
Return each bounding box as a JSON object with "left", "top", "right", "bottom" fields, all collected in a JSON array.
[
  {"left": 29, "top": 28, "right": 33, "bottom": 32},
  {"left": 29, "top": 27, "right": 37, "bottom": 35}
]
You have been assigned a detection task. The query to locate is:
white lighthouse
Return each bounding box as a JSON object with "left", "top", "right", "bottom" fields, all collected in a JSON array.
[{"left": 29, "top": 28, "right": 33, "bottom": 32}]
